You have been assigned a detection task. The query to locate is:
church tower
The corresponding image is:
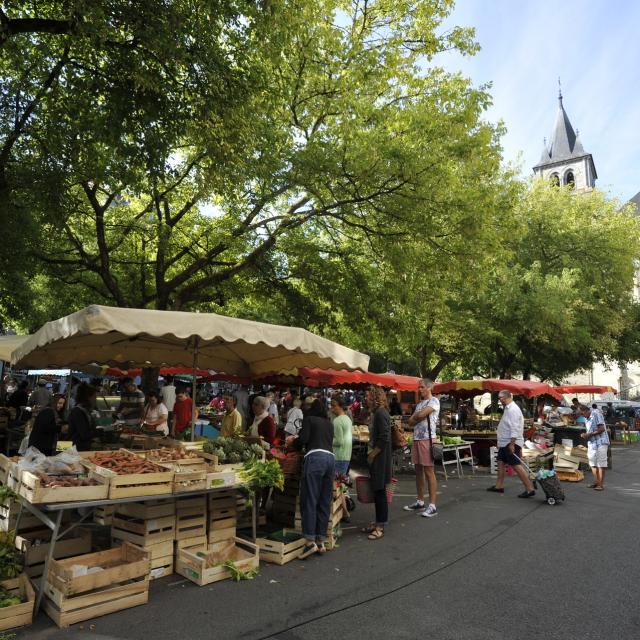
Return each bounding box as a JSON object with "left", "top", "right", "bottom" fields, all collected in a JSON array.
[{"left": 533, "top": 88, "right": 597, "bottom": 192}]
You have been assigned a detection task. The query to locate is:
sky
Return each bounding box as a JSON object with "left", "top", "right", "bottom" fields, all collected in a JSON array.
[{"left": 437, "top": 0, "right": 640, "bottom": 202}]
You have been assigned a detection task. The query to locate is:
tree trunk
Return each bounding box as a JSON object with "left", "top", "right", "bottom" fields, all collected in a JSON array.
[{"left": 140, "top": 367, "right": 160, "bottom": 395}]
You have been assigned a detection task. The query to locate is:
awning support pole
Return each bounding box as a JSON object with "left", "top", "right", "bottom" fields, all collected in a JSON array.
[{"left": 191, "top": 338, "right": 199, "bottom": 442}]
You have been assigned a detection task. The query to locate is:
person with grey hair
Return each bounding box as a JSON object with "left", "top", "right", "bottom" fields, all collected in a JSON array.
[
  {"left": 580, "top": 403, "right": 609, "bottom": 490},
  {"left": 487, "top": 390, "right": 536, "bottom": 498},
  {"left": 404, "top": 378, "right": 440, "bottom": 517},
  {"left": 249, "top": 395, "right": 276, "bottom": 445}
]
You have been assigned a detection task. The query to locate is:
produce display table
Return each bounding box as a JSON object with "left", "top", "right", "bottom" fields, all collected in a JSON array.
[
  {"left": 444, "top": 431, "right": 496, "bottom": 467},
  {"left": 14, "top": 485, "right": 246, "bottom": 614},
  {"left": 550, "top": 425, "right": 586, "bottom": 446}
]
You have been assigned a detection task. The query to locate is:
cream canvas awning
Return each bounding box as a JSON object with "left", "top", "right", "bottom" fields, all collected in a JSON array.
[
  {"left": 0, "top": 335, "right": 30, "bottom": 362},
  {"left": 10, "top": 305, "right": 369, "bottom": 376}
]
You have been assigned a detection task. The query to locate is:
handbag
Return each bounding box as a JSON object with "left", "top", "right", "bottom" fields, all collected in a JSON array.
[
  {"left": 391, "top": 418, "right": 407, "bottom": 450},
  {"left": 427, "top": 412, "right": 443, "bottom": 462}
]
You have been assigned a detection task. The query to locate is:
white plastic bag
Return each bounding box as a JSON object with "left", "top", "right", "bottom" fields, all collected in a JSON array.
[
  {"left": 47, "top": 447, "right": 83, "bottom": 474},
  {"left": 17, "top": 446, "right": 48, "bottom": 473}
]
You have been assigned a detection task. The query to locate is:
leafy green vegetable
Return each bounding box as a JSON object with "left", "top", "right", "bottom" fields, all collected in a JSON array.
[
  {"left": 0, "top": 487, "right": 17, "bottom": 503},
  {"left": 223, "top": 560, "right": 259, "bottom": 582},
  {"left": 237, "top": 459, "right": 284, "bottom": 493}
]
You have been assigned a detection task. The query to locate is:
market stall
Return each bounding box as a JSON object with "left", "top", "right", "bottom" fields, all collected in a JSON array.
[{"left": 0, "top": 305, "right": 367, "bottom": 632}]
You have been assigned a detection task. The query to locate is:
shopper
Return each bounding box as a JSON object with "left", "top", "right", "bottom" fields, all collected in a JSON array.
[
  {"left": 234, "top": 386, "right": 250, "bottom": 425},
  {"left": 28, "top": 394, "right": 67, "bottom": 455},
  {"left": 487, "top": 390, "right": 536, "bottom": 498},
  {"left": 294, "top": 398, "right": 335, "bottom": 558},
  {"left": 173, "top": 389, "right": 193, "bottom": 435},
  {"left": 142, "top": 391, "right": 170, "bottom": 436},
  {"left": 389, "top": 395, "right": 402, "bottom": 416},
  {"left": 28, "top": 381, "right": 52, "bottom": 407},
  {"left": 363, "top": 386, "right": 392, "bottom": 540},
  {"left": 266, "top": 391, "right": 280, "bottom": 426},
  {"left": 116, "top": 377, "right": 145, "bottom": 428},
  {"left": 404, "top": 378, "right": 439, "bottom": 517},
  {"left": 580, "top": 404, "right": 609, "bottom": 490},
  {"left": 220, "top": 395, "right": 243, "bottom": 438},
  {"left": 160, "top": 375, "right": 177, "bottom": 431},
  {"left": 7, "top": 381, "right": 29, "bottom": 412},
  {"left": 284, "top": 396, "right": 304, "bottom": 436},
  {"left": 331, "top": 394, "right": 353, "bottom": 522},
  {"left": 68, "top": 384, "right": 97, "bottom": 451},
  {"left": 249, "top": 396, "right": 276, "bottom": 445}
]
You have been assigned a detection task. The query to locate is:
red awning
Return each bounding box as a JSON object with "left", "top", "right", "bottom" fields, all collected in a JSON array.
[
  {"left": 553, "top": 385, "right": 617, "bottom": 395},
  {"left": 432, "top": 379, "right": 563, "bottom": 401}
]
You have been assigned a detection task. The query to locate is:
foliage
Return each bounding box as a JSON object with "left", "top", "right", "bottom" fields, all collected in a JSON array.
[
  {"left": 238, "top": 459, "right": 284, "bottom": 493},
  {"left": 0, "top": 532, "right": 23, "bottom": 580},
  {"left": 222, "top": 559, "right": 259, "bottom": 582},
  {"left": 0, "top": 486, "right": 17, "bottom": 503}
]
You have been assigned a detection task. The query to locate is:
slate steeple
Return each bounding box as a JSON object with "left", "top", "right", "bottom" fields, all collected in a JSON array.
[{"left": 533, "top": 85, "right": 597, "bottom": 192}]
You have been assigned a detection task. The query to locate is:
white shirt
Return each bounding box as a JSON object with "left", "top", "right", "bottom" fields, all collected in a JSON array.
[
  {"left": 160, "top": 384, "right": 176, "bottom": 411},
  {"left": 285, "top": 407, "right": 304, "bottom": 435},
  {"left": 144, "top": 402, "right": 169, "bottom": 436},
  {"left": 413, "top": 397, "right": 440, "bottom": 441},
  {"left": 496, "top": 401, "right": 524, "bottom": 447}
]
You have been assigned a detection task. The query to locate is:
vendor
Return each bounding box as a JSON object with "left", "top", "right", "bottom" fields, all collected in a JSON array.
[
  {"left": 28, "top": 394, "right": 67, "bottom": 456},
  {"left": 173, "top": 389, "right": 193, "bottom": 435},
  {"left": 116, "top": 377, "right": 145, "bottom": 428},
  {"left": 249, "top": 396, "right": 276, "bottom": 445},
  {"left": 142, "top": 391, "right": 169, "bottom": 436},
  {"left": 68, "top": 384, "right": 97, "bottom": 451},
  {"left": 389, "top": 395, "right": 402, "bottom": 416},
  {"left": 220, "top": 395, "right": 243, "bottom": 438},
  {"left": 547, "top": 402, "right": 561, "bottom": 421},
  {"left": 284, "top": 396, "right": 304, "bottom": 436}
]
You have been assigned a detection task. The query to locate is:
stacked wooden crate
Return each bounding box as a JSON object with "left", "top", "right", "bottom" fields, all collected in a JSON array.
[
  {"left": 271, "top": 477, "right": 302, "bottom": 531},
  {"left": 0, "top": 574, "right": 35, "bottom": 632},
  {"left": 111, "top": 499, "right": 176, "bottom": 580},
  {"left": 326, "top": 483, "right": 344, "bottom": 550},
  {"left": 43, "top": 543, "right": 150, "bottom": 628},
  {"left": 175, "top": 495, "right": 207, "bottom": 551},
  {"left": 207, "top": 491, "right": 237, "bottom": 544}
]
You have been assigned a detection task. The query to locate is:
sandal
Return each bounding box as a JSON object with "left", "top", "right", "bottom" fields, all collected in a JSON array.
[
  {"left": 587, "top": 483, "right": 598, "bottom": 489},
  {"left": 367, "top": 528, "right": 384, "bottom": 540},
  {"left": 361, "top": 523, "right": 376, "bottom": 534},
  {"left": 593, "top": 486, "right": 604, "bottom": 491}
]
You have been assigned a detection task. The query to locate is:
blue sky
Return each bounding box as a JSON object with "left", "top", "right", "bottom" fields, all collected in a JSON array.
[{"left": 438, "top": 0, "right": 640, "bottom": 202}]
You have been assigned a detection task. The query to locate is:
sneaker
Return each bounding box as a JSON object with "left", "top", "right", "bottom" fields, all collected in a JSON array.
[
  {"left": 299, "top": 542, "right": 318, "bottom": 559},
  {"left": 403, "top": 500, "right": 425, "bottom": 512},
  {"left": 317, "top": 542, "right": 327, "bottom": 554},
  {"left": 421, "top": 504, "right": 438, "bottom": 518},
  {"left": 517, "top": 490, "right": 536, "bottom": 499}
]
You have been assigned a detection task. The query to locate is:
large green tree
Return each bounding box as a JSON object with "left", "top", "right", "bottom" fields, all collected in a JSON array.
[{"left": 1, "top": 0, "right": 503, "bottom": 335}]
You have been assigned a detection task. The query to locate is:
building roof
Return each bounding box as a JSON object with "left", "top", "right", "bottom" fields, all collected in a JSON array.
[
  {"left": 628, "top": 191, "right": 640, "bottom": 215},
  {"left": 534, "top": 92, "right": 594, "bottom": 172}
]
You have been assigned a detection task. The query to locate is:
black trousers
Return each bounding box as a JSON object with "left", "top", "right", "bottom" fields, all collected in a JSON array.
[{"left": 374, "top": 488, "right": 388, "bottom": 526}]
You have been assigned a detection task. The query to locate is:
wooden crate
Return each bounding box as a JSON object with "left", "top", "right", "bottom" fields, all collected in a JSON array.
[
  {"left": 175, "top": 537, "right": 259, "bottom": 586},
  {"left": 93, "top": 505, "right": 115, "bottom": 526},
  {"left": 138, "top": 448, "right": 206, "bottom": 466},
  {"left": 176, "top": 495, "right": 206, "bottom": 511},
  {"left": 556, "top": 469, "right": 585, "bottom": 482},
  {"left": 111, "top": 539, "right": 173, "bottom": 580},
  {"left": 112, "top": 513, "right": 176, "bottom": 547},
  {"left": 0, "top": 455, "right": 20, "bottom": 487},
  {"left": 205, "top": 470, "right": 236, "bottom": 489},
  {"left": 19, "top": 469, "right": 109, "bottom": 504},
  {"left": 254, "top": 529, "right": 305, "bottom": 565},
  {"left": 175, "top": 508, "right": 207, "bottom": 541},
  {"left": 92, "top": 466, "right": 174, "bottom": 499},
  {"left": 16, "top": 528, "right": 92, "bottom": 579},
  {"left": 0, "top": 501, "right": 42, "bottom": 533},
  {"left": 175, "top": 535, "right": 207, "bottom": 550},
  {"left": 169, "top": 464, "right": 208, "bottom": 494},
  {"left": 149, "top": 556, "right": 173, "bottom": 580},
  {"left": 116, "top": 499, "right": 176, "bottom": 521},
  {"left": 0, "top": 574, "right": 35, "bottom": 632},
  {"left": 207, "top": 527, "right": 236, "bottom": 544},
  {"left": 43, "top": 543, "right": 150, "bottom": 628}
]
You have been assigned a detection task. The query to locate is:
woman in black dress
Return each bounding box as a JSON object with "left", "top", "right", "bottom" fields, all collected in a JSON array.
[
  {"left": 28, "top": 394, "right": 67, "bottom": 455},
  {"left": 68, "top": 384, "right": 97, "bottom": 451},
  {"left": 363, "top": 386, "right": 392, "bottom": 540}
]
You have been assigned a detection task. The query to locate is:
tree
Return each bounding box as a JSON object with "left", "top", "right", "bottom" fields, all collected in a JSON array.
[
  {"left": 476, "top": 181, "right": 640, "bottom": 381},
  {"left": 2, "top": 0, "right": 504, "bottom": 332}
]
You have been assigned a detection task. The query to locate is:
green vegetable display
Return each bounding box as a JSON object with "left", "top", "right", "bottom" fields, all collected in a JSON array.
[
  {"left": 237, "top": 459, "right": 284, "bottom": 493},
  {"left": 0, "top": 487, "right": 17, "bottom": 503},
  {"left": 0, "top": 533, "right": 23, "bottom": 580},
  {"left": 442, "top": 436, "right": 463, "bottom": 445},
  {"left": 203, "top": 437, "right": 265, "bottom": 465}
]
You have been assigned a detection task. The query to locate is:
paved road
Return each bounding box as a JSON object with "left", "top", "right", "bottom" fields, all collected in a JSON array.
[{"left": 22, "top": 445, "right": 640, "bottom": 640}]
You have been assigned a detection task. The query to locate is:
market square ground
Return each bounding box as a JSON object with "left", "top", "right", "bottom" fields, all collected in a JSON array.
[{"left": 22, "top": 445, "right": 640, "bottom": 640}]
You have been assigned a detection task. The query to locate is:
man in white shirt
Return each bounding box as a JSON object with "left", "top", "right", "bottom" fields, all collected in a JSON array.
[
  {"left": 404, "top": 378, "right": 440, "bottom": 517},
  {"left": 487, "top": 390, "right": 536, "bottom": 498},
  {"left": 160, "top": 375, "right": 177, "bottom": 432}
]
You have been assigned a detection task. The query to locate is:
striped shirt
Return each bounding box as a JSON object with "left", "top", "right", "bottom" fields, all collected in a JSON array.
[
  {"left": 119, "top": 389, "right": 145, "bottom": 426},
  {"left": 586, "top": 409, "right": 609, "bottom": 448}
]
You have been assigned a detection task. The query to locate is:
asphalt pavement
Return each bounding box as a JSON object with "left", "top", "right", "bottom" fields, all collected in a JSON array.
[{"left": 21, "top": 445, "right": 640, "bottom": 640}]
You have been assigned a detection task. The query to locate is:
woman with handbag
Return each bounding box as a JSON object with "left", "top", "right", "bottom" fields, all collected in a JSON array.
[{"left": 362, "top": 386, "right": 392, "bottom": 540}]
